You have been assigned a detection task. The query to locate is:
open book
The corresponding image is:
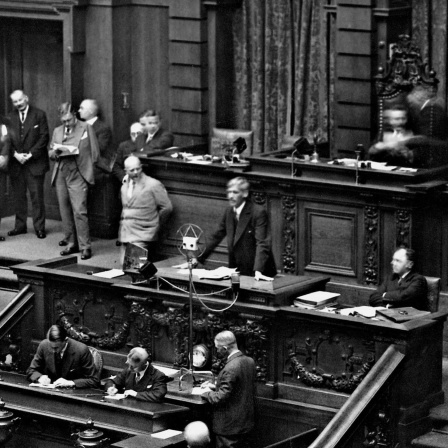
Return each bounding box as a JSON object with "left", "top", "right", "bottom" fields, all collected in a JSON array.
[{"left": 53, "top": 143, "right": 79, "bottom": 156}]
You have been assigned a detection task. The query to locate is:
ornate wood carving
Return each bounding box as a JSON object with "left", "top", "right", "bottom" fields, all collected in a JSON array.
[
  {"left": 395, "top": 209, "right": 411, "bottom": 248},
  {"left": 364, "top": 206, "right": 379, "bottom": 285},
  {"left": 286, "top": 329, "right": 375, "bottom": 392},
  {"left": 282, "top": 195, "right": 296, "bottom": 273},
  {"left": 251, "top": 191, "right": 267, "bottom": 206}
]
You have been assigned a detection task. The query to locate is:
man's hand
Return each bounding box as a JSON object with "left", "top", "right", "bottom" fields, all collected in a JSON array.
[
  {"left": 124, "top": 389, "right": 137, "bottom": 397},
  {"left": 106, "top": 385, "right": 118, "bottom": 396},
  {"left": 53, "top": 378, "right": 75, "bottom": 388},
  {"left": 255, "top": 271, "right": 274, "bottom": 282},
  {"left": 14, "top": 151, "right": 29, "bottom": 164},
  {"left": 37, "top": 375, "right": 52, "bottom": 386}
]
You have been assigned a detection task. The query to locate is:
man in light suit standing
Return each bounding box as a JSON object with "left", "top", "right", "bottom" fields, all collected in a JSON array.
[
  {"left": 201, "top": 331, "right": 256, "bottom": 448},
  {"left": 49, "top": 102, "right": 99, "bottom": 260},
  {"left": 7, "top": 90, "right": 49, "bottom": 239}
]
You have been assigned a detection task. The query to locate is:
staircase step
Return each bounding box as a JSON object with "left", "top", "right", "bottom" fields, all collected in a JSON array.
[
  {"left": 412, "top": 430, "right": 448, "bottom": 448},
  {"left": 430, "top": 404, "right": 448, "bottom": 429}
]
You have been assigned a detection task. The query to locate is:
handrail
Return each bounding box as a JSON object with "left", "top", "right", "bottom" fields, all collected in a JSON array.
[
  {"left": 0, "top": 284, "right": 31, "bottom": 319},
  {"left": 308, "top": 344, "right": 405, "bottom": 448}
]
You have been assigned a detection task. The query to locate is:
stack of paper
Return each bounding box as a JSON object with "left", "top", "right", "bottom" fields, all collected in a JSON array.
[{"left": 294, "top": 291, "right": 340, "bottom": 309}]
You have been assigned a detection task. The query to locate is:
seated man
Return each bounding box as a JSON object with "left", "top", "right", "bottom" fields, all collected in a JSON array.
[
  {"left": 135, "top": 109, "right": 174, "bottom": 154},
  {"left": 184, "top": 421, "right": 211, "bottom": 448},
  {"left": 104, "top": 347, "right": 169, "bottom": 402},
  {"left": 27, "top": 324, "right": 99, "bottom": 388},
  {"left": 112, "top": 122, "right": 144, "bottom": 183},
  {"left": 368, "top": 105, "right": 415, "bottom": 166},
  {"left": 369, "top": 247, "right": 428, "bottom": 310}
]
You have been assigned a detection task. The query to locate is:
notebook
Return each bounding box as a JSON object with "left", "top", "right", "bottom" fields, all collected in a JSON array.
[{"left": 376, "top": 307, "right": 431, "bottom": 323}]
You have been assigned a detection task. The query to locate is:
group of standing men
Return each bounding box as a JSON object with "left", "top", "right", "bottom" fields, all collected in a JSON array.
[{"left": 0, "top": 90, "right": 175, "bottom": 260}]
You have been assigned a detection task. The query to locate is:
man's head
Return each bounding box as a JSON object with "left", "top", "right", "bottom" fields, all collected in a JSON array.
[
  {"left": 385, "top": 105, "right": 408, "bottom": 132},
  {"left": 226, "top": 177, "right": 250, "bottom": 209},
  {"left": 10, "top": 90, "right": 29, "bottom": 112},
  {"left": 126, "top": 347, "right": 149, "bottom": 373},
  {"left": 214, "top": 330, "right": 237, "bottom": 359},
  {"left": 391, "top": 247, "right": 415, "bottom": 276},
  {"left": 139, "top": 110, "right": 161, "bottom": 135},
  {"left": 130, "top": 122, "right": 144, "bottom": 142},
  {"left": 47, "top": 325, "right": 68, "bottom": 356},
  {"left": 184, "top": 421, "right": 211, "bottom": 448},
  {"left": 58, "top": 102, "right": 77, "bottom": 131},
  {"left": 78, "top": 99, "right": 99, "bottom": 121},
  {"left": 124, "top": 155, "right": 143, "bottom": 181}
]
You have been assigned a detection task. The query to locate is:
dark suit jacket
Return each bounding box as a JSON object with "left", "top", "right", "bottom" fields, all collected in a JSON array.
[
  {"left": 91, "top": 118, "right": 115, "bottom": 173},
  {"left": 199, "top": 200, "right": 276, "bottom": 277},
  {"left": 135, "top": 127, "right": 174, "bottom": 153},
  {"left": 49, "top": 120, "right": 99, "bottom": 185},
  {"left": 203, "top": 352, "right": 256, "bottom": 436},
  {"left": 26, "top": 338, "right": 99, "bottom": 389},
  {"left": 369, "top": 270, "right": 428, "bottom": 310},
  {"left": 8, "top": 105, "right": 50, "bottom": 177},
  {"left": 104, "top": 364, "right": 168, "bottom": 402},
  {"left": 112, "top": 139, "right": 138, "bottom": 182}
]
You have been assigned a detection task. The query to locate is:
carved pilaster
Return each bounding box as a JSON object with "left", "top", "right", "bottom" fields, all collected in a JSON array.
[
  {"left": 282, "top": 195, "right": 296, "bottom": 273},
  {"left": 396, "top": 209, "right": 411, "bottom": 247},
  {"left": 364, "top": 206, "right": 379, "bottom": 285}
]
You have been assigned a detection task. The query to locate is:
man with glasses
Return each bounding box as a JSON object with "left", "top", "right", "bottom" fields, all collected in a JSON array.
[
  {"left": 104, "top": 347, "right": 169, "bottom": 402},
  {"left": 49, "top": 102, "right": 99, "bottom": 260},
  {"left": 26, "top": 324, "right": 98, "bottom": 389},
  {"left": 201, "top": 331, "right": 256, "bottom": 448}
]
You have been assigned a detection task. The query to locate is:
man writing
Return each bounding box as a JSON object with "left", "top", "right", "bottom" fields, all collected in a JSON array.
[
  {"left": 118, "top": 155, "right": 172, "bottom": 259},
  {"left": 201, "top": 331, "right": 256, "bottom": 448},
  {"left": 27, "top": 325, "right": 99, "bottom": 389},
  {"left": 369, "top": 247, "right": 428, "bottom": 310},
  {"left": 177, "top": 176, "right": 276, "bottom": 280},
  {"left": 104, "top": 347, "right": 169, "bottom": 402}
]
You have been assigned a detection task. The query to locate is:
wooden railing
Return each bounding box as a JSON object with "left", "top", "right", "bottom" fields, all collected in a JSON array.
[{"left": 308, "top": 344, "right": 405, "bottom": 448}]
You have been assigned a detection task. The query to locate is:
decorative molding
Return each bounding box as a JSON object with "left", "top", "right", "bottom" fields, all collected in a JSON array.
[
  {"left": 395, "top": 209, "right": 411, "bottom": 247},
  {"left": 282, "top": 195, "right": 296, "bottom": 273},
  {"left": 364, "top": 206, "right": 379, "bottom": 284},
  {"left": 21, "top": 279, "right": 44, "bottom": 287},
  {"left": 251, "top": 191, "right": 267, "bottom": 206},
  {"left": 287, "top": 329, "right": 375, "bottom": 393}
]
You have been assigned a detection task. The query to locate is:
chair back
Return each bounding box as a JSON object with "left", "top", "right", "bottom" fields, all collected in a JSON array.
[
  {"left": 211, "top": 128, "right": 254, "bottom": 156},
  {"left": 88, "top": 346, "right": 104, "bottom": 380},
  {"left": 425, "top": 276, "right": 441, "bottom": 312}
]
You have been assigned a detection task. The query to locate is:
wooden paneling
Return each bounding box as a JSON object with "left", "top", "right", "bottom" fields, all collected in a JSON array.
[
  {"left": 171, "top": 88, "right": 207, "bottom": 112},
  {"left": 170, "top": 41, "right": 206, "bottom": 65},
  {"left": 337, "top": 5, "right": 372, "bottom": 30},
  {"left": 169, "top": 18, "right": 207, "bottom": 42},
  {"left": 336, "top": 104, "right": 371, "bottom": 128},
  {"left": 336, "top": 80, "right": 371, "bottom": 103},
  {"left": 171, "top": 110, "right": 208, "bottom": 134},
  {"left": 337, "top": 31, "right": 371, "bottom": 54}
]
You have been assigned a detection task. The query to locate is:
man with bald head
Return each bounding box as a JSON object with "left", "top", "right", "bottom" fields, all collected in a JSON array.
[
  {"left": 79, "top": 99, "right": 115, "bottom": 173},
  {"left": 119, "top": 155, "right": 172, "bottom": 259},
  {"left": 201, "top": 330, "right": 256, "bottom": 448},
  {"left": 112, "top": 122, "right": 144, "bottom": 183},
  {"left": 184, "top": 421, "right": 211, "bottom": 448},
  {"left": 104, "top": 347, "right": 169, "bottom": 402},
  {"left": 7, "top": 89, "right": 49, "bottom": 238}
]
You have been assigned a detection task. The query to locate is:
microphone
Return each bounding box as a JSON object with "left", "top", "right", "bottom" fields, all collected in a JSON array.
[{"left": 231, "top": 273, "right": 240, "bottom": 295}]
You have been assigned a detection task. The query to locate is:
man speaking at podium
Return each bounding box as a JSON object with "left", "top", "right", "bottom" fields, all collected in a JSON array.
[{"left": 177, "top": 177, "right": 276, "bottom": 280}]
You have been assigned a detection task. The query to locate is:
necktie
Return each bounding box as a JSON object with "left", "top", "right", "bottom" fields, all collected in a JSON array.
[
  {"left": 54, "top": 352, "right": 63, "bottom": 378},
  {"left": 20, "top": 112, "right": 25, "bottom": 123},
  {"left": 127, "top": 180, "right": 135, "bottom": 199},
  {"left": 233, "top": 209, "right": 238, "bottom": 235}
]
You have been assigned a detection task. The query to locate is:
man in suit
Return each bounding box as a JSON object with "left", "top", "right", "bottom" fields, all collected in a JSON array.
[
  {"left": 119, "top": 155, "right": 172, "bottom": 259},
  {"left": 369, "top": 247, "right": 428, "bottom": 310},
  {"left": 78, "top": 99, "right": 115, "bottom": 173},
  {"left": 49, "top": 102, "right": 99, "bottom": 260},
  {"left": 27, "top": 324, "right": 99, "bottom": 389},
  {"left": 135, "top": 110, "right": 174, "bottom": 154},
  {"left": 104, "top": 347, "right": 169, "bottom": 402},
  {"left": 180, "top": 177, "right": 276, "bottom": 280},
  {"left": 184, "top": 421, "right": 211, "bottom": 448},
  {"left": 0, "top": 120, "right": 10, "bottom": 241},
  {"left": 112, "top": 122, "right": 144, "bottom": 183},
  {"left": 201, "top": 331, "right": 256, "bottom": 448},
  {"left": 7, "top": 90, "right": 49, "bottom": 239}
]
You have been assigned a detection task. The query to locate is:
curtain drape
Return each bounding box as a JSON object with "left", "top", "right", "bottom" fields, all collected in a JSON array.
[{"left": 231, "top": 0, "right": 332, "bottom": 154}]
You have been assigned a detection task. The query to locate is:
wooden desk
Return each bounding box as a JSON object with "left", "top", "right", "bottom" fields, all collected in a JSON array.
[
  {"left": 0, "top": 372, "right": 189, "bottom": 437},
  {"left": 111, "top": 433, "right": 185, "bottom": 448}
]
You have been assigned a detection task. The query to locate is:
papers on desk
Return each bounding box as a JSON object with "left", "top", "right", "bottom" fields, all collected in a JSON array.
[
  {"left": 339, "top": 306, "right": 386, "bottom": 318},
  {"left": 175, "top": 267, "right": 237, "bottom": 280},
  {"left": 294, "top": 291, "right": 340, "bottom": 308},
  {"left": 104, "top": 393, "right": 126, "bottom": 400},
  {"left": 92, "top": 269, "right": 125, "bottom": 279},
  {"left": 152, "top": 429, "right": 183, "bottom": 439},
  {"left": 328, "top": 159, "right": 399, "bottom": 171},
  {"left": 29, "top": 383, "right": 57, "bottom": 389}
]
